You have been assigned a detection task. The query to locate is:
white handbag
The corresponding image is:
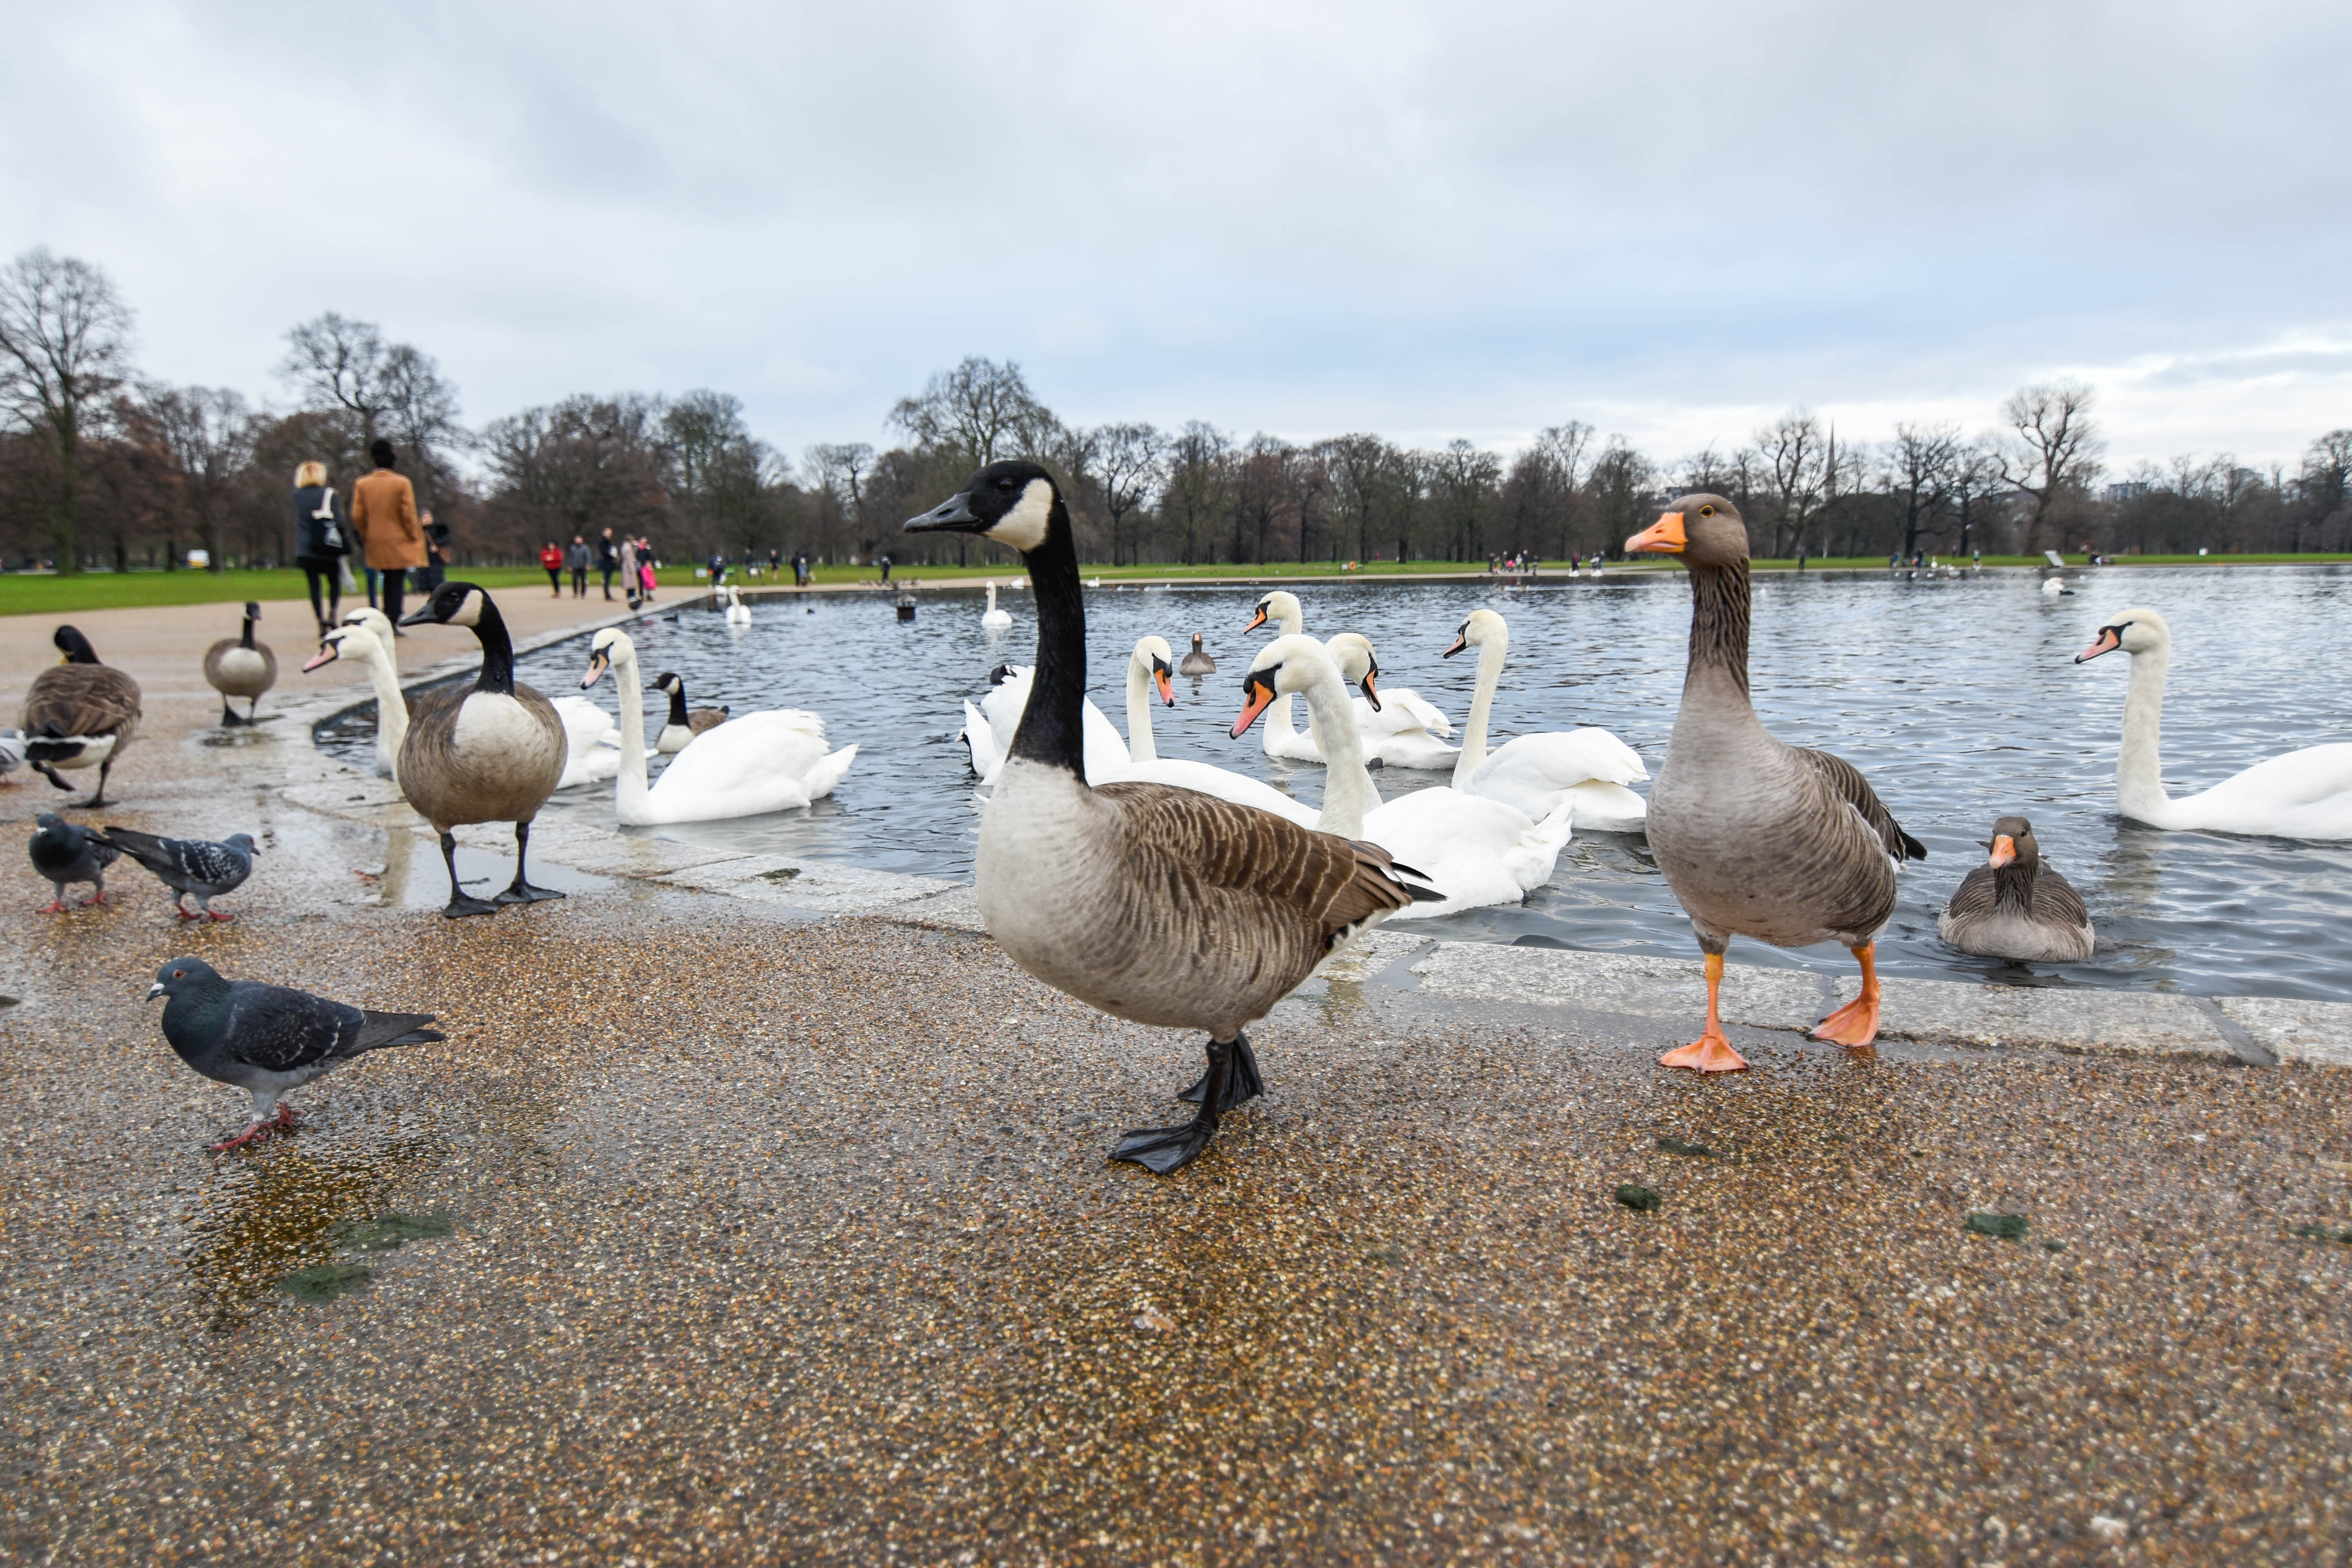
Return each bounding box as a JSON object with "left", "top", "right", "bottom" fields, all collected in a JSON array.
[{"left": 312, "top": 485, "right": 345, "bottom": 552}]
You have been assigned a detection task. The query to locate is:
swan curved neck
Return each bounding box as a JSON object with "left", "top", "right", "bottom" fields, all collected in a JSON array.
[
  {"left": 2116, "top": 645, "right": 2172, "bottom": 820},
  {"left": 1296, "top": 662, "right": 1379, "bottom": 837},
  {"left": 1008, "top": 512, "right": 1087, "bottom": 774},
  {"left": 1452, "top": 637, "right": 1508, "bottom": 787},
  {"left": 610, "top": 650, "right": 653, "bottom": 809},
  {"left": 1124, "top": 657, "right": 1158, "bottom": 763},
  {"left": 361, "top": 640, "right": 407, "bottom": 771}
]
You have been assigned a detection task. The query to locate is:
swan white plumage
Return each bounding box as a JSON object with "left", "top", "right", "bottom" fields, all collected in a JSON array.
[
  {"left": 2076, "top": 606, "right": 2352, "bottom": 839},
  {"left": 726, "top": 586, "right": 752, "bottom": 626},
  {"left": 1443, "top": 608, "right": 1650, "bottom": 833},
  {"left": 1243, "top": 636, "right": 1571, "bottom": 918},
  {"left": 583, "top": 627, "right": 857, "bottom": 824},
  {"left": 962, "top": 663, "right": 1128, "bottom": 785},
  {"left": 1102, "top": 636, "right": 1320, "bottom": 827},
  {"left": 1245, "top": 591, "right": 1327, "bottom": 762},
  {"left": 1322, "top": 632, "right": 1459, "bottom": 771},
  {"left": 303, "top": 621, "right": 406, "bottom": 780},
  {"left": 550, "top": 695, "right": 626, "bottom": 789},
  {"left": 2042, "top": 576, "right": 2065, "bottom": 596},
  {"left": 981, "top": 581, "right": 1013, "bottom": 629}
]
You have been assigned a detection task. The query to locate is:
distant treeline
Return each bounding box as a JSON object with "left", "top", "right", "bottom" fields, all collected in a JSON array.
[{"left": 3, "top": 247, "right": 2348, "bottom": 575}]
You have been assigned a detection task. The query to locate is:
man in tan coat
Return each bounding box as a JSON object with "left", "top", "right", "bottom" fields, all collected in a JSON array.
[{"left": 351, "top": 439, "right": 426, "bottom": 624}]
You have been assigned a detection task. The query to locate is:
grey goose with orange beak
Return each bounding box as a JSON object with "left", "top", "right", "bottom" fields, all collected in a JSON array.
[
  {"left": 1627, "top": 494, "right": 1924, "bottom": 1071},
  {"left": 907, "top": 461, "right": 1436, "bottom": 1172},
  {"left": 1936, "top": 815, "right": 2094, "bottom": 962},
  {"left": 397, "top": 582, "right": 568, "bottom": 917}
]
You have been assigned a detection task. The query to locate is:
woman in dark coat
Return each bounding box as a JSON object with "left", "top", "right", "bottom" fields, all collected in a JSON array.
[{"left": 292, "top": 461, "right": 349, "bottom": 636}]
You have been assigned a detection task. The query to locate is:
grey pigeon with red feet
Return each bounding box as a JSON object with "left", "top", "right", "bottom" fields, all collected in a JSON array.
[
  {"left": 100, "top": 826, "right": 257, "bottom": 921},
  {"left": 147, "top": 957, "right": 443, "bottom": 1151},
  {"left": 29, "top": 813, "right": 117, "bottom": 913}
]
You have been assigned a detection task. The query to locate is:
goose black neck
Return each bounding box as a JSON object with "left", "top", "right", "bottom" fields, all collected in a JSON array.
[
  {"left": 470, "top": 600, "right": 517, "bottom": 695},
  {"left": 240, "top": 616, "right": 257, "bottom": 650},
  {"left": 1007, "top": 507, "right": 1086, "bottom": 774},
  {"left": 666, "top": 684, "right": 690, "bottom": 727},
  {"left": 1686, "top": 560, "right": 1753, "bottom": 701}
]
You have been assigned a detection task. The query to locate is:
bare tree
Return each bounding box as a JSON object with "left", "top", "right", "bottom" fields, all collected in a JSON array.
[
  {"left": 378, "top": 343, "right": 463, "bottom": 514},
  {"left": 1750, "top": 408, "right": 1828, "bottom": 557},
  {"left": 806, "top": 442, "right": 877, "bottom": 558},
  {"left": 279, "top": 312, "right": 391, "bottom": 448},
  {"left": 144, "top": 385, "right": 256, "bottom": 570},
  {"left": 1889, "top": 421, "right": 1960, "bottom": 560},
  {"left": 1999, "top": 379, "right": 2103, "bottom": 553},
  {"left": 1431, "top": 439, "right": 1501, "bottom": 561},
  {"left": 889, "top": 357, "right": 1057, "bottom": 468},
  {"left": 1161, "top": 422, "right": 1230, "bottom": 565},
  {"left": 0, "top": 248, "right": 136, "bottom": 572},
  {"left": 1325, "top": 433, "right": 1392, "bottom": 564},
  {"left": 2297, "top": 430, "right": 2351, "bottom": 552},
  {"left": 1947, "top": 439, "right": 2003, "bottom": 557},
  {"left": 1089, "top": 423, "right": 1164, "bottom": 566}
]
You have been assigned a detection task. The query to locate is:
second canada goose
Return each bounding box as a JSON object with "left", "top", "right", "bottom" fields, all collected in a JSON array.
[
  {"left": 21, "top": 626, "right": 142, "bottom": 808},
  {"left": 1937, "top": 815, "right": 2095, "bottom": 962},
  {"left": 396, "top": 582, "right": 568, "bottom": 917},
  {"left": 1627, "top": 495, "right": 1924, "bottom": 1071},
  {"left": 907, "top": 461, "right": 1437, "bottom": 1172},
  {"left": 203, "top": 601, "right": 277, "bottom": 725},
  {"left": 1177, "top": 633, "right": 1216, "bottom": 676},
  {"left": 650, "top": 673, "right": 728, "bottom": 753}
]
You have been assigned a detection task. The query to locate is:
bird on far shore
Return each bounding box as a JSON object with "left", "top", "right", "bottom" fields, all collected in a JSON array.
[
  {"left": 21, "top": 626, "right": 142, "bottom": 808},
  {"left": 29, "top": 813, "right": 118, "bottom": 913},
  {"left": 98, "top": 826, "right": 258, "bottom": 922},
  {"left": 203, "top": 601, "right": 277, "bottom": 725},
  {"left": 146, "top": 956, "right": 443, "bottom": 1151}
]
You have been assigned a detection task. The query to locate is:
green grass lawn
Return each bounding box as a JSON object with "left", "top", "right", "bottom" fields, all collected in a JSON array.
[{"left": 0, "top": 566, "right": 554, "bottom": 618}]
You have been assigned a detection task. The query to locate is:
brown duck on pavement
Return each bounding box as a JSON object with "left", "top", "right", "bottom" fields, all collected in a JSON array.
[
  {"left": 21, "top": 625, "right": 142, "bottom": 808},
  {"left": 1626, "top": 495, "right": 1924, "bottom": 1071},
  {"left": 1938, "top": 814, "right": 2095, "bottom": 962}
]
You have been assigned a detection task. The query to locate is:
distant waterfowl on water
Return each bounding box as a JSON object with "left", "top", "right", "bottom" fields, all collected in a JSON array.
[
  {"left": 1629, "top": 495, "right": 1925, "bottom": 1071},
  {"left": 397, "top": 583, "right": 570, "bottom": 918},
  {"left": 726, "top": 586, "right": 753, "bottom": 627},
  {"left": 1103, "top": 636, "right": 1318, "bottom": 828},
  {"left": 21, "top": 626, "right": 142, "bottom": 808},
  {"left": 584, "top": 628, "right": 856, "bottom": 824},
  {"left": 651, "top": 673, "right": 729, "bottom": 754},
  {"left": 1178, "top": 633, "right": 1216, "bottom": 676},
  {"left": 1937, "top": 815, "right": 2095, "bottom": 962},
  {"left": 202, "top": 602, "right": 277, "bottom": 726},
  {"left": 906, "top": 461, "right": 1437, "bottom": 1173},
  {"left": 2075, "top": 606, "right": 2352, "bottom": 839},
  {"left": 981, "top": 581, "right": 1013, "bottom": 629}
]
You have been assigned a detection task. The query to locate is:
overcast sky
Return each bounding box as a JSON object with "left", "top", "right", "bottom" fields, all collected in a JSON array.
[{"left": 4, "top": 1, "right": 2347, "bottom": 471}]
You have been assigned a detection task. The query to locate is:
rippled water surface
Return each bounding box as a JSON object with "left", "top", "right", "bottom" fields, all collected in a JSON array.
[{"left": 317, "top": 565, "right": 2352, "bottom": 1001}]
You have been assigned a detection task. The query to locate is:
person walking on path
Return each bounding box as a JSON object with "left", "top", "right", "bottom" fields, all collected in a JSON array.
[
  {"left": 568, "top": 535, "right": 590, "bottom": 597},
  {"left": 619, "top": 535, "right": 641, "bottom": 609},
  {"left": 291, "top": 461, "right": 348, "bottom": 636},
  {"left": 597, "top": 528, "right": 619, "bottom": 599},
  {"left": 414, "top": 515, "right": 451, "bottom": 593},
  {"left": 539, "top": 541, "right": 565, "bottom": 596},
  {"left": 350, "top": 439, "right": 425, "bottom": 628},
  {"left": 637, "top": 539, "right": 658, "bottom": 601}
]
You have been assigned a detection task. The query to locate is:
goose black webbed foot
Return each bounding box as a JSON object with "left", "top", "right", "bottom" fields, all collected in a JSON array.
[
  {"left": 1176, "top": 1031, "right": 1261, "bottom": 1108},
  {"left": 1111, "top": 1114, "right": 1220, "bottom": 1175},
  {"left": 493, "top": 824, "right": 566, "bottom": 905},
  {"left": 438, "top": 830, "right": 502, "bottom": 918}
]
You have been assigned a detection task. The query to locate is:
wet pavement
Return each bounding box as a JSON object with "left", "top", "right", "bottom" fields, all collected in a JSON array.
[{"left": 3, "top": 625, "right": 2352, "bottom": 1565}]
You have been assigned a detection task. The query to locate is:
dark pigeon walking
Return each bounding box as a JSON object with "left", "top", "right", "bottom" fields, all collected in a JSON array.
[
  {"left": 147, "top": 957, "right": 444, "bottom": 1151},
  {"left": 100, "top": 826, "right": 258, "bottom": 921},
  {"left": 29, "top": 813, "right": 118, "bottom": 913}
]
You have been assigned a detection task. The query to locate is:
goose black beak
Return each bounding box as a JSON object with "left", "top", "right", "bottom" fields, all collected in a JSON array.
[
  {"left": 1626, "top": 512, "right": 1687, "bottom": 555},
  {"left": 145, "top": 982, "right": 166, "bottom": 1001},
  {"left": 1987, "top": 834, "right": 2018, "bottom": 868},
  {"left": 397, "top": 606, "right": 436, "bottom": 627},
  {"left": 905, "top": 492, "right": 981, "bottom": 534},
  {"left": 2074, "top": 627, "right": 2122, "bottom": 663},
  {"left": 1153, "top": 659, "right": 1174, "bottom": 707},
  {"left": 1230, "top": 674, "right": 1277, "bottom": 739}
]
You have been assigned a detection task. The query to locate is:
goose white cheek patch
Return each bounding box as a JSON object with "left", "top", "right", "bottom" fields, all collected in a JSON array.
[
  {"left": 987, "top": 480, "right": 1054, "bottom": 552},
  {"left": 450, "top": 592, "right": 485, "bottom": 628}
]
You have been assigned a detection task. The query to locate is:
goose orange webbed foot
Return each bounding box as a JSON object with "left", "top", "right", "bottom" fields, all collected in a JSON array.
[
  {"left": 1808, "top": 995, "right": 1881, "bottom": 1047},
  {"left": 1660, "top": 1029, "right": 1747, "bottom": 1073}
]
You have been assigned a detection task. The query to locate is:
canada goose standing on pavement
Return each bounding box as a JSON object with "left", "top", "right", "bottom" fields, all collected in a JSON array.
[
  {"left": 21, "top": 626, "right": 142, "bottom": 808},
  {"left": 906, "top": 461, "right": 1436, "bottom": 1172},
  {"left": 203, "top": 601, "right": 277, "bottom": 725},
  {"left": 1627, "top": 495, "right": 1924, "bottom": 1071},
  {"left": 396, "top": 582, "right": 568, "bottom": 917}
]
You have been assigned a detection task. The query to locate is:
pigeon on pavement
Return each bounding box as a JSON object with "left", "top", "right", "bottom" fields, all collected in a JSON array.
[
  {"left": 100, "top": 826, "right": 258, "bottom": 921},
  {"left": 0, "top": 726, "right": 27, "bottom": 781},
  {"left": 29, "top": 813, "right": 118, "bottom": 913},
  {"left": 146, "top": 957, "right": 444, "bottom": 1151}
]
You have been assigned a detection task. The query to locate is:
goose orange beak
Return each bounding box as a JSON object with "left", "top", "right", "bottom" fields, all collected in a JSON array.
[
  {"left": 1230, "top": 679, "right": 1276, "bottom": 739},
  {"left": 1987, "top": 835, "right": 2017, "bottom": 868},
  {"left": 2074, "top": 627, "right": 2122, "bottom": 662},
  {"left": 1626, "top": 512, "right": 1686, "bottom": 555}
]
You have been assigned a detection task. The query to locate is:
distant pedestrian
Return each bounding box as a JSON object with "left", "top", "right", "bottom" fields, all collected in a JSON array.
[
  {"left": 793, "top": 551, "right": 811, "bottom": 586},
  {"left": 350, "top": 439, "right": 424, "bottom": 628},
  {"left": 708, "top": 551, "right": 725, "bottom": 587},
  {"left": 597, "top": 528, "right": 619, "bottom": 599},
  {"left": 291, "top": 461, "right": 348, "bottom": 636},
  {"left": 638, "top": 540, "right": 657, "bottom": 600},
  {"left": 768, "top": 547, "right": 781, "bottom": 578},
  {"left": 567, "top": 535, "right": 590, "bottom": 597},
  {"left": 539, "top": 541, "right": 564, "bottom": 596},
  {"left": 414, "top": 515, "right": 451, "bottom": 593},
  {"left": 619, "top": 535, "right": 641, "bottom": 608},
  {"left": 878, "top": 552, "right": 893, "bottom": 584}
]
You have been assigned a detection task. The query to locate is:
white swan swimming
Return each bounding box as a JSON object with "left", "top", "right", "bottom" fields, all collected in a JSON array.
[
  {"left": 960, "top": 662, "right": 1128, "bottom": 785},
  {"left": 726, "top": 586, "right": 752, "bottom": 626},
  {"left": 303, "top": 620, "right": 405, "bottom": 780},
  {"left": 2076, "top": 606, "right": 2352, "bottom": 839},
  {"left": 981, "top": 581, "right": 1013, "bottom": 630},
  {"left": 582, "top": 627, "right": 857, "bottom": 824},
  {"left": 1444, "top": 608, "right": 1650, "bottom": 833},
  {"left": 1322, "top": 632, "right": 1459, "bottom": 771},
  {"left": 1101, "top": 636, "right": 1319, "bottom": 827},
  {"left": 550, "top": 695, "right": 626, "bottom": 789},
  {"left": 1245, "top": 591, "right": 1327, "bottom": 763},
  {"left": 1240, "top": 636, "right": 1572, "bottom": 918}
]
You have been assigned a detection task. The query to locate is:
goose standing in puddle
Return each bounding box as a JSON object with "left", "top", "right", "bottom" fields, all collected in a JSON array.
[
  {"left": 397, "top": 582, "right": 569, "bottom": 917},
  {"left": 907, "top": 461, "right": 1437, "bottom": 1173}
]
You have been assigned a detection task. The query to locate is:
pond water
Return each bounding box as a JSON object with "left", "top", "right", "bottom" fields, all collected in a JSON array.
[{"left": 316, "top": 564, "right": 2352, "bottom": 1002}]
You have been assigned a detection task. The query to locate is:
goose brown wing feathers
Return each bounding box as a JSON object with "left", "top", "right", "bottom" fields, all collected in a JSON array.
[
  {"left": 2031, "top": 864, "right": 2091, "bottom": 927},
  {"left": 1794, "top": 747, "right": 1925, "bottom": 861},
  {"left": 1096, "top": 780, "right": 1421, "bottom": 943},
  {"left": 22, "top": 664, "right": 142, "bottom": 743}
]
